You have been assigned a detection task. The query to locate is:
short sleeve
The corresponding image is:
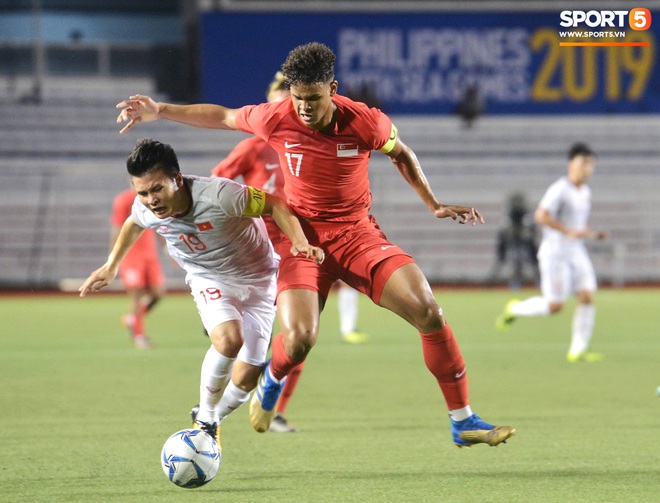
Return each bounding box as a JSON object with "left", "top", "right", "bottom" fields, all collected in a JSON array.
[
  {"left": 234, "top": 104, "right": 270, "bottom": 140},
  {"left": 538, "top": 180, "right": 564, "bottom": 217},
  {"left": 211, "top": 177, "right": 252, "bottom": 218},
  {"left": 379, "top": 123, "right": 398, "bottom": 154},
  {"left": 360, "top": 105, "right": 394, "bottom": 152},
  {"left": 130, "top": 199, "right": 149, "bottom": 229}
]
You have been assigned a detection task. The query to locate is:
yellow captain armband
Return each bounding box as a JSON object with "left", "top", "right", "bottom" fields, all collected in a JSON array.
[
  {"left": 244, "top": 186, "right": 267, "bottom": 217},
  {"left": 379, "top": 123, "right": 398, "bottom": 154}
]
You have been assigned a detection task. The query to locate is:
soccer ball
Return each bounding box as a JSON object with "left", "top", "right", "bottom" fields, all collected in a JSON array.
[{"left": 161, "top": 428, "right": 221, "bottom": 488}]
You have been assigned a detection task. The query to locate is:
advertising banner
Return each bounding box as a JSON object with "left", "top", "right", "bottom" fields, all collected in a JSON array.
[{"left": 200, "top": 9, "right": 657, "bottom": 114}]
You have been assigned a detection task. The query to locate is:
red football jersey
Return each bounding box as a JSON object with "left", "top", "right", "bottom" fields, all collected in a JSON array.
[
  {"left": 234, "top": 94, "right": 393, "bottom": 222},
  {"left": 211, "top": 136, "right": 285, "bottom": 199}
]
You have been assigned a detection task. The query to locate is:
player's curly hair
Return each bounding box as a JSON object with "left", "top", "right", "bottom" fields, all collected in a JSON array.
[
  {"left": 281, "top": 42, "right": 336, "bottom": 86},
  {"left": 127, "top": 138, "right": 180, "bottom": 178}
]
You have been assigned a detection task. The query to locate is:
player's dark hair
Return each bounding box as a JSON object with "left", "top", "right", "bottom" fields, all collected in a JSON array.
[
  {"left": 568, "top": 142, "right": 595, "bottom": 160},
  {"left": 281, "top": 42, "right": 336, "bottom": 86},
  {"left": 127, "top": 138, "right": 180, "bottom": 178}
]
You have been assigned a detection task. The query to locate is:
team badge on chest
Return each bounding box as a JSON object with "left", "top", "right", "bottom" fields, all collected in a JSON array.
[
  {"left": 337, "top": 143, "right": 358, "bottom": 157},
  {"left": 196, "top": 221, "right": 214, "bottom": 232}
]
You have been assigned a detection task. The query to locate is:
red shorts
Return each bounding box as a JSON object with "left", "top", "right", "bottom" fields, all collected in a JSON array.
[
  {"left": 277, "top": 215, "right": 414, "bottom": 304},
  {"left": 119, "top": 256, "right": 164, "bottom": 290}
]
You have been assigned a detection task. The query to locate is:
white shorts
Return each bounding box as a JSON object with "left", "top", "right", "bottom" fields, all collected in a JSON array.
[
  {"left": 188, "top": 274, "right": 277, "bottom": 367},
  {"left": 538, "top": 246, "right": 597, "bottom": 303}
]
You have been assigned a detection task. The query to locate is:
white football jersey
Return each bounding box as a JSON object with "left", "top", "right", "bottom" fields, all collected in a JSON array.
[
  {"left": 131, "top": 175, "right": 278, "bottom": 284},
  {"left": 537, "top": 176, "right": 592, "bottom": 257}
]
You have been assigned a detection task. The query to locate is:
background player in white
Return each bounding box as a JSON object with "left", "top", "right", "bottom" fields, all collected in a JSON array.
[
  {"left": 496, "top": 143, "right": 608, "bottom": 362},
  {"left": 79, "top": 139, "right": 324, "bottom": 450}
]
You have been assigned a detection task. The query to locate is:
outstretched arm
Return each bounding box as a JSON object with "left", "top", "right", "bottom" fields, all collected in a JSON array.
[
  {"left": 115, "top": 94, "right": 241, "bottom": 134},
  {"left": 262, "top": 193, "right": 325, "bottom": 264},
  {"left": 386, "top": 137, "right": 484, "bottom": 225},
  {"left": 79, "top": 217, "right": 145, "bottom": 296}
]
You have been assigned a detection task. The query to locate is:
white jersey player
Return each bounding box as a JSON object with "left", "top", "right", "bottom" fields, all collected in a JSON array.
[
  {"left": 80, "top": 139, "right": 324, "bottom": 450},
  {"left": 496, "top": 143, "right": 608, "bottom": 362}
]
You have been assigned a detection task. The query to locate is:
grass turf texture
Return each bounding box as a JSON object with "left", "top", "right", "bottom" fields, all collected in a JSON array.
[{"left": 0, "top": 288, "right": 657, "bottom": 502}]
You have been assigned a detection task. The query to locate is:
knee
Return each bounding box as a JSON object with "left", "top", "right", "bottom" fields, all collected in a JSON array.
[
  {"left": 549, "top": 302, "right": 564, "bottom": 314},
  {"left": 410, "top": 300, "right": 445, "bottom": 333},
  {"left": 281, "top": 325, "right": 317, "bottom": 360},
  {"left": 232, "top": 366, "right": 262, "bottom": 392},
  {"left": 210, "top": 330, "right": 243, "bottom": 358}
]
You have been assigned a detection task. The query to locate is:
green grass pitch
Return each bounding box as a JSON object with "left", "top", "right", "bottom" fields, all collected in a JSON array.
[{"left": 0, "top": 288, "right": 657, "bottom": 502}]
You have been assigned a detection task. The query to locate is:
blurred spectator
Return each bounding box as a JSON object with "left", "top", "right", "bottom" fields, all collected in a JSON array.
[
  {"left": 69, "top": 29, "right": 83, "bottom": 43},
  {"left": 488, "top": 192, "right": 538, "bottom": 289},
  {"left": 455, "top": 83, "right": 485, "bottom": 128}
]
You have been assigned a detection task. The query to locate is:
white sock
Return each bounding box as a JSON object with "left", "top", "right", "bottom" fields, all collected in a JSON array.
[
  {"left": 449, "top": 405, "right": 473, "bottom": 422},
  {"left": 216, "top": 381, "right": 251, "bottom": 422},
  {"left": 197, "top": 346, "right": 234, "bottom": 424},
  {"left": 569, "top": 304, "right": 596, "bottom": 355},
  {"left": 338, "top": 285, "right": 359, "bottom": 335},
  {"left": 510, "top": 296, "right": 551, "bottom": 317}
]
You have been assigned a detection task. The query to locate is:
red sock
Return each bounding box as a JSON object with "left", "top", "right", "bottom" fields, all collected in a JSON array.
[
  {"left": 270, "top": 333, "right": 303, "bottom": 380},
  {"left": 276, "top": 360, "right": 305, "bottom": 415},
  {"left": 133, "top": 314, "right": 145, "bottom": 338},
  {"left": 419, "top": 324, "right": 469, "bottom": 410}
]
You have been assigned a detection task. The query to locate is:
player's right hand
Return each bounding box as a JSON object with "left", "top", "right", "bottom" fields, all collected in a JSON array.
[
  {"left": 116, "top": 94, "right": 160, "bottom": 134},
  {"left": 79, "top": 265, "right": 118, "bottom": 297},
  {"left": 291, "top": 243, "right": 325, "bottom": 264},
  {"left": 434, "top": 204, "right": 484, "bottom": 226}
]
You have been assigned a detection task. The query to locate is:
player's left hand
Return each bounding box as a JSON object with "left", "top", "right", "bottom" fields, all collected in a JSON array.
[
  {"left": 434, "top": 205, "right": 484, "bottom": 226},
  {"left": 291, "top": 243, "right": 325, "bottom": 264}
]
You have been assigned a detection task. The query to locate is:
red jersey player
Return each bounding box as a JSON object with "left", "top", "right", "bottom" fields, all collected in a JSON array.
[
  {"left": 211, "top": 72, "right": 368, "bottom": 433},
  {"left": 116, "top": 42, "right": 515, "bottom": 448},
  {"left": 111, "top": 187, "right": 165, "bottom": 349}
]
